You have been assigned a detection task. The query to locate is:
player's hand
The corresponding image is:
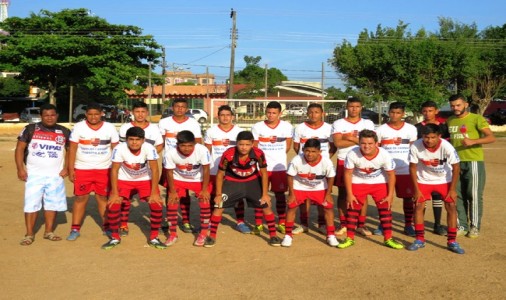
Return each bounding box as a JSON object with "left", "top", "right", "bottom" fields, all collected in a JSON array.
[
  {"left": 260, "top": 194, "right": 271, "bottom": 207},
  {"left": 107, "top": 193, "right": 122, "bottom": 207},
  {"left": 346, "top": 195, "right": 359, "bottom": 210},
  {"left": 462, "top": 137, "right": 475, "bottom": 147},
  {"left": 413, "top": 190, "right": 424, "bottom": 203},
  {"left": 286, "top": 193, "right": 296, "bottom": 205},
  {"left": 68, "top": 169, "right": 75, "bottom": 183},
  {"left": 213, "top": 195, "right": 223, "bottom": 208},
  {"left": 379, "top": 194, "right": 394, "bottom": 210},
  {"left": 148, "top": 193, "right": 163, "bottom": 206},
  {"left": 59, "top": 168, "right": 68, "bottom": 178},
  {"left": 324, "top": 194, "right": 334, "bottom": 206},
  {"left": 17, "top": 169, "right": 28, "bottom": 182},
  {"left": 446, "top": 189, "right": 458, "bottom": 203},
  {"left": 168, "top": 192, "right": 179, "bottom": 205},
  {"left": 198, "top": 190, "right": 210, "bottom": 203}
]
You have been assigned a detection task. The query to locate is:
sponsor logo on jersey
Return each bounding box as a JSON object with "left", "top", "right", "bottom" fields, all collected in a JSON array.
[
  {"left": 222, "top": 139, "right": 230, "bottom": 147},
  {"left": 270, "top": 136, "right": 277, "bottom": 143},
  {"left": 359, "top": 167, "right": 376, "bottom": 174},
  {"left": 91, "top": 138, "right": 100, "bottom": 147},
  {"left": 40, "top": 144, "right": 62, "bottom": 151}
]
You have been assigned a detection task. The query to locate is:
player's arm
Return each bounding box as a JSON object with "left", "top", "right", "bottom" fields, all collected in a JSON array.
[
  {"left": 462, "top": 127, "right": 495, "bottom": 147},
  {"left": 447, "top": 163, "right": 460, "bottom": 202},
  {"left": 293, "top": 142, "right": 300, "bottom": 154},
  {"left": 328, "top": 143, "right": 337, "bottom": 158},
  {"left": 285, "top": 137, "right": 293, "bottom": 153},
  {"left": 259, "top": 166, "right": 271, "bottom": 207},
  {"left": 67, "top": 142, "right": 78, "bottom": 182},
  {"left": 199, "top": 164, "right": 211, "bottom": 203},
  {"left": 111, "top": 142, "right": 119, "bottom": 150},
  {"left": 286, "top": 175, "right": 296, "bottom": 205},
  {"left": 253, "top": 140, "right": 259, "bottom": 148},
  {"left": 155, "top": 143, "right": 164, "bottom": 154},
  {"left": 409, "top": 163, "right": 423, "bottom": 202},
  {"left": 213, "top": 169, "right": 225, "bottom": 208},
  {"left": 166, "top": 168, "right": 179, "bottom": 204},
  {"left": 333, "top": 132, "right": 357, "bottom": 149},
  {"left": 325, "top": 175, "right": 335, "bottom": 206},
  {"left": 381, "top": 170, "right": 396, "bottom": 210},
  {"left": 108, "top": 162, "right": 122, "bottom": 206},
  {"left": 14, "top": 140, "right": 28, "bottom": 181},
  {"left": 148, "top": 159, "right": 162, "bottom": 205},
  {"left": 343, "top": 168, "right": 357, "bottom": 209}
]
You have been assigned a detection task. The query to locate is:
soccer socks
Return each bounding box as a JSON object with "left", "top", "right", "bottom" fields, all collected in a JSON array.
[
  {"left": 326, "top": 225, "right": 336, "bottom": 237},
  {"left": 180, "top": 196, "right": 191, "bottom": 225},
  {"left": 345, "top": 208, "right": 360, "bottom": 239},
  {"left": 234, "top": 201, "right": 245, "bottom": 224},
  {"left": 209, "top": 215, "right": 222, "bottom": 238},
  {"left": 285, "top": 221, "right": 295, "bottom": 237},
  {"left": 432, "top": 198, "right": 444, "bottom": 226},
  {"left": 414, "top": 224, "right": 425, "bottom": 242},
  {"left": 447, "top": 227, "right": 457, "bottom": 243},
  {"left": 254, "top": 208, "right": 263, "bottom": 226},
  {"left": 106, "top": 203, "right": 121, "bottom": 240},
  {"left": 149, "top": 202, "right": 163, "bottom": 240},
  {"left": 403, "top": 198, "right": 414, "bottom": 226},
  {"left": 378, "top": 203, "right": 393, "bottom": 240},
  {"left": 71, "top": 224, "right": 81, "bottom": 232},
  {"left": 199, "top": 202, "right": 211, "bottom": 235},
  {"left": 338, "top": 215, "right": 346, "bottom": 228},
  {"left": 275, "top": 193, "right": 287, "bottom": 225},
  {"left": 167, "top": 204, "right": 179, "bottom": 237},
  {"left": 120, "top": 198, "right": 131, "bottom": 228},
  {"left": 264, "top": 213, "right": 277, "bottom": 237},
  {"left": 358, "top": 215, "right": 366, "bottom": 228}
]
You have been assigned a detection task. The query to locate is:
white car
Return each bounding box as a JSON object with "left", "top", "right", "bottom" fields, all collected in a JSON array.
[{"left": 20, "top": 107, "right": 41, "bottom": 123}]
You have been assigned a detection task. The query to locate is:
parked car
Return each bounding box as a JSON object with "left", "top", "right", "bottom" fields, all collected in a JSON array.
[
  {"left": 361, "top": 109, "right": 388, "bottom": 124},
  {"left": 20, "top": 107, "right": 41, "bottom": 123},
  {"left": 162, "top": 108, "right": 207, "bottom": 123},
  {"left": 283, "top": 107, "right": 307, "bottom": 116}
]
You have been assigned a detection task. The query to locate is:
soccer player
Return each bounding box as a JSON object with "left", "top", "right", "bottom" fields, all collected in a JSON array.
[
  {"left": 118, "top": 101, "right": 163, "bottom": 237},
  {"left": 292, "top": 103, "right": 336, "bottom": 234},
  {"left": 251, "top": 101, "right": 293, "bottom": 234},
  {"left": 338, "top": 130, "right": 404, "bottom": 250},
  {"left": 66, "top": 103, "right": 119, "bottom": 241},
  {"left": 15, "top": 104, "right": 71, "bottom": 245},
  {"left": 447, "top": 94, "right": 495, "bottom": 238},
  {"left": 407, "top": 124, "right": 464, "bottom": 254},
  {"left": 375, "top": 102, "right": 418, "bottom": 237},
  {"left": 159, "top": 99, "right": 203, "bottom": 233},
  {"left": 203, "top": 131, "right": 282, "bottom": 247},
  {"left": 163, "top": 130, "right": 212, "bottom": 247},
  {"left": 101, "top": 127, "right": 166, "bottom": 250},
  {"left": 204, "top": 105, "right": 250, "bottom": 233},
  {"left": 414, "top": 101, "right": 450, "bottom": 235},
  {"left": 331, "top": 97, "right": 375, "bottom": 236},
  {"left": 282, "top": 139, "right": 338, "bottom": 247}
]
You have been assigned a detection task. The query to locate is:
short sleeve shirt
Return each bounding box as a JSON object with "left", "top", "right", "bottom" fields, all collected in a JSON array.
[
  {"left": 293, "top": 122, "right": 333, "bottom": 158},
  {"left": 119, "top": 122, "right": 163, "bottom": 147},
  {"left": 251, "top": 120, "right": 293, "bottom": 171},
  {"left": 345, "top": 147, "right": 395, "bottom": 184},
  {"left": 163, "top": 143, "right": 211, "bottom": 182},
  {"left": 204, "top": 124, "right": 243, "bottom": 175},
  {"left": 219, "top": 147, "right": 267, "bottom": 182},
  {"left": 111, "top": 142, "right": 158, "bottom": 181},
  {"left": 287, "top": 154, "right": 335, "bottom": 191},
  {"left": 376, "top": 122, "right": 418, "bottom": 175},
  {"left": 447, "top": 113, "right": 490, "bottom": 161},
  {"left": 158, "top": 116, "right": 202, "bottom": 150},
  {"left": 409, "top": 139, "right": 460, "bottom": 184},
  {"left": 331, "top": 118, "right": 375, "bottom": 161}
]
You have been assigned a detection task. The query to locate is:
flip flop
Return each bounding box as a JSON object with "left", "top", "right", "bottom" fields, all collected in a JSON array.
[
  {"left": 20, "top": 235, "right": 34, "bottom": 246},
  {"left": 43, "top": 232, "right": 62, "bottom": 241}
]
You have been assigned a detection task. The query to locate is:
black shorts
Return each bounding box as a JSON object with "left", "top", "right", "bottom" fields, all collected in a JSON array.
[{"left": 218, "top": 178, "right": 268, "bottom": 209}]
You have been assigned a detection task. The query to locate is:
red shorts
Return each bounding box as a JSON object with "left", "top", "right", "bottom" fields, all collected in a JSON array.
[
  {"left": 351, "top": 183, "right": 388, "bottom": 209},
  {"left": 416, "top": 182, "right": 454, "bottom": 203},
  {"left": 174, "top": 180, "right": 213, "bottom": 199},
  {"left": 74, "top": 169, "right": 110, "bottom": 196},
  {"left": 117, "top": 180, "right": 159, "bottom": 200},
  {"left": 267, "top": 171, "right": 288, "bottom": 192},
  {"left": 334, "top": 160, "right": 345, "bottom": 187},
  {"left": 288, "top": 190, "right": 333, "bottom": 209},
  {"left": 395, "top": 174, "right": 414, "bottom": 198}
]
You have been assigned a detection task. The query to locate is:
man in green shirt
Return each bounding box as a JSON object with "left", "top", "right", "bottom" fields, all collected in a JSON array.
[{"left": 447, "top": 94, "right": 495, "bottom": 238}]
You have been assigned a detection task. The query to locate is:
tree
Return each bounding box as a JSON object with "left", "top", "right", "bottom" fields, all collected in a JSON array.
[
  {"left": 0, "top": 8, "right": 161, "bottom": 105},
  {"left": 0, "top": 77, "right": 29, "bottom": 97},
  {"left": 233, "top": 56, "right": 288, "bottom": 97}
]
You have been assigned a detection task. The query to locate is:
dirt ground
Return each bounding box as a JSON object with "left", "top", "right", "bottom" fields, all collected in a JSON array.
[{"left": 0, "top": 124, "right": 505, "bottom": 299}]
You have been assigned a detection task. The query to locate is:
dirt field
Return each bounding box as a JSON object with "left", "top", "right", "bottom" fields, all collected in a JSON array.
[{"left": 0, "top": 124, "right": 505, "bottom": 299}]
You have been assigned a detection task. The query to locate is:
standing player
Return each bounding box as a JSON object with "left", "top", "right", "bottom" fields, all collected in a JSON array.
[
  {"left": 414, "top": 101, "right": 450, "bottom": 235},
  {"left": 158, "top": 98, "right": 203, "bottom": 233},
  {"left": 447, "top": 94, "right": 495, "bottom": 238},
  {"left": 118, "top": 101, "right": 163, "bottom": 237},
  {"left": 101, "top": 127, "right": 166, "bottom": 250},
  {"left": 204, "top": 105, "right": 250, "bottom": 233},
  {"left": 203, "top": 131, "right": 282, "bottom": 247},
  {"left": 164, "top": 131, "right": 212, "bottom": 247},
  {"left": 407, "top": 124, "right": 464, "bottom": 254},
  {"left": 251, "top": 101, "right": 293, "bottom": 234},
  {"left": 282, "top": 139, "right": 338, "bottom": 247},
  {"left": 338, "top": 130, "right": 404, "bottom": 250},
  {"left": 15, "top": 104, "right": 71, "bottom": 245},
  {"left": 375, "top": 102, "right": 418, "bottom": 237},
  {"left": 331, "top": 97, "right": 375, "bottom": 236},
  {"left": 292, "top": 103, "right": 336, "bottom": 234},
  {"left": 66, "top": 103, "right": 119, "bottom": 241}
]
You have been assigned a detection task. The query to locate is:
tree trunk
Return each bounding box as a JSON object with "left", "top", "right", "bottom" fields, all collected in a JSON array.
[{"left": 48, "top": 79, "right": 57, "bottom": 106}]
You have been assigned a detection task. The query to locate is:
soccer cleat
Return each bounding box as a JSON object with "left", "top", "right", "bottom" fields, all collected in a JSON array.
[
  {"left": 181, "top": 223, "right": 194, "bottom": 233},
  {"left": 337, "top": 237, "right": 355, "bottom": 249},
  {"left": 433, "top": 224, "right": 447, "bottom": 236},
  {"left": 164, "top": 235, "right": 178, "bottom": 247},
  {"left": 326, "top": 235, "right": 339, "bottom": 247},
  {"left": 268, "top": 236, "right": 282, "bottom": 247},
  {"left": 252, "top": 224, "right": 264, "bottom": 235},
  {"left": 203, "top": 236, "right": 216, "bottom": 248},
  {"left": 193, "top": 234, "right": 207, "bottom": 247},
  {"left": 373, "top": 225, "right": 384, "bottom": 236},
  {"left": 276, "top": 224, "right": 286, "bottom": 234},
  {"left": 119, "top": 227, "right": 129, "bottom": 237},
  {"left": 101, "top": 238, "right": 121, "bottom": 250},
  {"left": 404, "top": 225, "right": 416, "bottom": 237},
  {"left": 292, "top": 225, "right": 308, "bottom": 235},
  {"left": 148, "top": 238, "right": 167, "bottom": 250},
  {"left": 335, "top": 226, "right": 347, "bottom": 236},
  {"left": 466, "top": 226, "right": 479, "bottom": 238},
  {"left": 457, "top": 226, "right": 467, "bottom": 237},
  {"left": 407, "top": 239, "right": 426, "bottom": 251},
  {"left": 66, "top": 230, "right": 80, "bottom": 241},
  {"left": 356, "top": 226, "right": 372, "bottom": 236},
  {"left": 281, "top": 235, "right": 293, "bottom": 247},
  {"left": 236, "top": 222, "right": 251, "bottom": 234},
  {"left": 447, "top": 241, "right": 465, "bottom": 254},
  {"left": 384, "top": 238, "right": 404, "bottom": 249}
]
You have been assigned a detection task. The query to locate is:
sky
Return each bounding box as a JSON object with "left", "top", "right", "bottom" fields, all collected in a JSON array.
[{"left": 6, "top": 0, "right": 506, "bottom": 88}]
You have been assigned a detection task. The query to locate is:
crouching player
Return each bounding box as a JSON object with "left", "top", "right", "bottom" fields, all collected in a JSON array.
[
  {"left": 338, "top": 130, "right": 404, "bottom": 250},
  {"left": 407, "top": 124, "right": 464, "bottom": 254},
  {"left": 102, "top": 127, "right": 165, "bottom": 250},
  {"left": 164, "top": 130, "right": 212, "bottom": 247},
  {"left": 282, "top": 139, "right": 338, "bottom": 247},
  {"left": 204, "top": 131, "right": 282, "bottom": 247}
]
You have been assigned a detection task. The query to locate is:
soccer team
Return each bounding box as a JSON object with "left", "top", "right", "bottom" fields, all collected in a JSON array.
[{"left": 15, "top": 94, "right": 495, "bottom": 254}]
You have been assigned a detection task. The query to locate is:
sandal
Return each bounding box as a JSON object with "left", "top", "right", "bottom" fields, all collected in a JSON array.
[
  {"left": 43, "top": 232, "right": 62, "bottom": 241},
  {"left": 20, "top": 235, "right": 34, "bottom": 246}
]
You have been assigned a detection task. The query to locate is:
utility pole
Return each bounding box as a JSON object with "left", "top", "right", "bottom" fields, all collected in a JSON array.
[
  {"left": 228, "top": 9, "right": 237, "bottom": 99},
  {"left": 147, "top": 62, "right": 152, "bottom": 121},
  {"left": 206, "top": 66, "right": 209, "bottom": 99},
  {"left": 264, "top": 64, "right": 268, "bottom": 99},
  {"left": 160, "top": 47, "right": 166, "bottom": 114},
  {"left": 321, "top": 62, "right": 325, "bottom": 100}
]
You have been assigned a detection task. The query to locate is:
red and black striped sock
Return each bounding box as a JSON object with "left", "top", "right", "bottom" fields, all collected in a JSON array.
[
  {"left": 234, "top": 200, "right": 245, "bottom": 224},
  {"left": 403, "top": 198, "right": 414, "bottom": 226},
  {"left": 180, "top": 196, "right": 191, "bottom": 224},
  {"left": 346, "top": 209, "right": 360, "bottom": 239},
  {"left": 107, "top": 203, "right": 121, "bottom": 240},
  {"left": 149, "top": 202, "right": 163, "bottom": 240},
  {"left": 167, "top": 204, "right": 179, "bottom": 237},
  {"left": 264, "top": 213, "right": 277, "bottom": 237},
  {"left": 199, "top": 202, "right": 211, "bottom": 235},
  {"left": 276, "top": 194, "right": 287, "bottom": 225},
  {"left": 209, "top": 215, "right": 222, "bottom": 238},
  {"left": 254, "top": 208, "right": 263, "bottom": 226},
  {"left": 378, "top": 203, "right": 393, "bottom": 240},
  {"left": 447, "top": 227, "right": 457, "bottom": 243},
  {"left": 415, "top": 224, "right": 425, "bottom": 242},
  {"left": 120, "top": 198, "right": 131, "bottom": 228},
  {"left": 285, "top": 221, "right": 294, "bottom": 237},
  {"left": 358, "top": 215, "right": 366, "bottom": 228},
  {"left": 339, "top": 215, "right": 346, "bottom": 228}
]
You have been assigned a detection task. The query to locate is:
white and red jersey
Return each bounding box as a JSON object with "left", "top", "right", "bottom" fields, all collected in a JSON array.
[
  {"left": 158, "top": 116, "right": 202, "bottom": 150},
  {"left": 18, "top": 123, "right": 71, "bottom": 174},
  {"left": 376, "top": 122, "right": 417, "bottom": 175},
  {"left": 111, "top": 142, "right": 158, "bottom": 181},
  {"left": 409, "top": 139, "right": 460, "bottom": 184},
  {"left": 331, "top": 118, "right": 375, "bottom": 161},
  {"left": 345, "top": 147, "right": 395, "bottom": 184},
  {"left": 293, "top": 122, "right": 333, "bottom": 158},
  {"left": 69, "top": 121, "right": 119, "bottom": 170},
  {"left": 163, "top": 143, "right": 211, "bottom": 182},
  {"left": 287, "top": 154, "right": 335, "bottom": 191},
  {"left": 204, "top": 124, "right": 242, "bottom": 175},
  {"left": 119, "top": 122, "right": 163, "bottom": 147},
  {"left": 251, "top": 120, "right": 293, "bottom": 171}
]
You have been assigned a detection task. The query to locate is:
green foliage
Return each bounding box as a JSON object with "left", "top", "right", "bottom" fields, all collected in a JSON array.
[
  {"left": 0, "top": 8, "right": 161, "bottom": 105},
  {"left": 234, "top": 56, "right": 288, "bottom": 96},
  {"left": 0, "top": 77, "right": 29, "bottom": 97}
]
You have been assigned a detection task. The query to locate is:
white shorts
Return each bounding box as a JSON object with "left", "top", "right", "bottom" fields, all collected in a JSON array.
[{"left": 24, "top": 174, "right": 67, "bottom": 213}]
